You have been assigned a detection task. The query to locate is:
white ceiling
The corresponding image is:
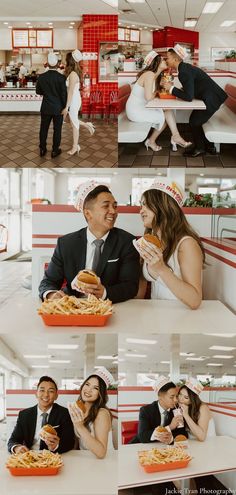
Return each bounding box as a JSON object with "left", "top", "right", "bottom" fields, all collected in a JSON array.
[
  {"left": 119, "top": 0, "right": 236, "bottom": 32},
  {"left": 119, "top": 333, "right": 236, "bottom": 376}
]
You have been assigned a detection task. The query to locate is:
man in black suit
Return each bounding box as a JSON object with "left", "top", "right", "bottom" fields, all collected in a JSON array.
[
  {"left": 8, "top": 376, "right": 74, "bottom": 454},
  {"left": 163, "top": 45, "right": 227, "bottom": 157},
  {"left": 36, "top": 53, "right": 67, "bottom": 158},
  {"left": 39, "top": 183, "right": 140, "bottom": 303}
]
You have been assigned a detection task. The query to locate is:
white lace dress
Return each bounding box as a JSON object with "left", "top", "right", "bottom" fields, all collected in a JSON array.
[
  {"left": 188, "top": 417, "right": 216, "bottom": 440},
  {"left": 67, "top": 73, "right": 81, "bottom": 130},
  {"left": 126, "top": 82, "right": 165, "bottom": 130}
]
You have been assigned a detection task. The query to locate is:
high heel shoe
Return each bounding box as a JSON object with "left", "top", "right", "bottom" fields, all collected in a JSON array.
[
  {"left": 86, "top": 122, "right": 95, "bottom": 135},
  {"left": 144, "top": 139, "right": 162, "bottom": 152},
  {"left": 171, "top": 136, "right": 192, "bottom": 151},
  {"left": 67, "top": 145, "right": 81, "bottom": 156}
]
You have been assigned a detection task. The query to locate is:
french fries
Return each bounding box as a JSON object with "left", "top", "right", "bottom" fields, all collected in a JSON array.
[
  {"left": 6, "top": 450, "right": 63, "bottom": 469},
  {"left": 138, "top": 447, "right": 191, "bottom": 466},
  {"left": 38, "top": 294, "right": 113, "bottom": 316}
]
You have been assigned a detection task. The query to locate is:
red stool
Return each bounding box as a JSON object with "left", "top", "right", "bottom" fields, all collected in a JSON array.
[
  {"left": 89, "top": 90, "right": 107, "bottom": 119},
  {"left": 108, "top": 90, "right": 118, "bottom": 121}
]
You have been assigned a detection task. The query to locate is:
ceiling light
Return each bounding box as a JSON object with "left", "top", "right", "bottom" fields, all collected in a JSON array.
[
  {"left": 160, "top": 361, "right": 170, "bottom": 364},
  {"left": 26, "top": 22, "right": 31, "bottom": 25},
  {"left": 69, "top": 26, "right": 74, "bottom": 29},
  {"left": 180, "top": 352, "right": 195, "bottom": 357},
  {"left": 184, "top": 20, "right": 197, "bottom": 27},
  {"left": 126, "top": 338, "right": 157, "bottom": 345},
  {"left": 97, "top": 355, "right": 115, "bottom": 360},
  {"left": 125, "top": 353, "right": 147, "bottom": 358},
  {"left": 8, "top": 26, "right": 13, "bottom": 28},
  {"left": 220, "top": 20, "right": 236, "bottom": 27},
  {"left": 210, "top": 346, "right": 235, "bottom": 351},
  {"left": 48, "top": 23, "right": 53, "bottom": 25},
  {"left": 118, "top": 358, "right": 125, "bottom": 362},
  {"left": 126, "top": 0, "right": 146, "bottom": 3},
  {"left": 31, "top": 365, "right": 50, "bottom": 368},
  {"left": 212, "top": 355, "right": 234, "bottom": 359},
  {"left": 4, "top": 22, "right": 8, "bottom": 25},
  {"left": 207, "top": 363, "right": 223, "bottom": 366},
  {"left": 112, "top": 360, "right": 118, "bottom": 364},
  {"left": 24, "top": 355, "right": 51, "bottom": 359},
  {"left": 49, "top": 360, "right": 71, "bottom": 364},
  {"left": 200, "top": 173, "right": 205, "bottom": 176},
  {"left": 202, "top": 2, "right": 223, "bottom": 14},
  {"left": 144, "top": 27, "right": 147, "bottom": 29},
  {"left": 48, "top": 344, "right": 78, "bottom": 350},
  {"left": 131, "top": 25, "right": 136, "bottom": 27},
  {"left": 186, "top": 357, "right": 206, "bottom": 361},
  {"left": 204, "top": 334, "right": 236, "bottom": 338},
  {"left": 101, "top": 0, "right": 118, "bottom": 7},
  {"left": 70, "top": 22, "right": 75, "bottom": 25}
]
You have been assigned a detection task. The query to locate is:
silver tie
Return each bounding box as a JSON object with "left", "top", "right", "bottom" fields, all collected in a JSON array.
[{"left": 92, "top": 239, "right": 104, "bottom": 273}]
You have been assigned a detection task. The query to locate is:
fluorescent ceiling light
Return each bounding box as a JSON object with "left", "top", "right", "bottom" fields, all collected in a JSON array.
[
  {"left": 125, "top": 353, "right": 147, "bottom": 358},
  {"left": 4, "top": 22, "right": 8, "bottom": 25},
  {"left": 221, "top": 20, "right": 236, "bottom": 27},
  {"left": 180, "top": 352, "right": 195, "bottom": 357},
  {"left": 49, "top": 360, "right": 71, "bottom": 364},
  {"left": 69, "top": 26, "right": 74, "bottom": 29},
  {"left": 202, "top": 2, "right": 223, "bottom": 14},
  {"left": 160, "top": 361, "right": 170, "bottom": 364},
  {"left": 112, "top": 360, "right": 118, "bottom": 364},
  {"left": 118, "top": 358, "right": 125, "bottom": 362},
  {"left": 212, "top": 355, "right": 234, "bottom": 359},
  {"left": 204, "top": 333, "right": 236, "bottom": 338},
  {"left": 97, "top": 355, "right": 115, "bottom": 360},
  {"left": 70, "top": 22, "right": 75, "bottom": 25},
  {"left": 126, "top": 0, "right": 145, "bottom": 3},
  {"left": 101, "top": 0, "right": 118, "bottom": 7},
  {"left": 24, "top": 355, "right": 51, "bottom": 359},
  {"left": 26, "top": 22, "right": 31, "bottom": 25},
  {"left": 48, "top": 344, "right": 78, "bottom": 350},
  {"left": 207, "top": 363, "right": 223, "bottom": 366},
  {"left": 186, "top": 357, "right": 206, "bottom": 361},
  {"left": 126, "top": 338, "right": 157, "bottom": 345},
  {"left": 31, "top": 365, "right": 50, "bottom": 368},
  {"left": 184, "top": 20, "right": 197, "bottom": 27},
  {"left": 209, "top": 346, "right": 235, "bottom": 351}
]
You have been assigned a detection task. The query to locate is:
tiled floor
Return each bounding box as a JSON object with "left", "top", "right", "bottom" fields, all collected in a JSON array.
[
  {"left": 0, "top": 260, "right": 31, "bottom": 308},
  {"left": 118, "top": 125, "right": 236, "bottom": 168},
  {"left": 0, "top": 115, "right": 118, "bottom": 168}
]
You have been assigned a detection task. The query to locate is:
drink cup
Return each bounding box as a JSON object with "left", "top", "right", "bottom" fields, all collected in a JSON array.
[{"left": 173, "top": 408, "right": 184, "bottom": 428}]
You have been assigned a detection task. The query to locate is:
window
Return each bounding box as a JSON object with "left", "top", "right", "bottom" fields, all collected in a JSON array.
[{"left": 132, "top": 177, "right": 156, "bottom": 205}]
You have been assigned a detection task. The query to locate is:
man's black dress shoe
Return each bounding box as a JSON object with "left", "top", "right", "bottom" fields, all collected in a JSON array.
[
  {"left": 183, "top": 147, "right": 206, "bottom": 157},
  {"left": 206, "top": 145, "right": 217, "bottom": 155},
  {"left": 39, "top": 148, "right": 47, "bottom": 157},
  {"left": 51, "top": 149, "right": 62, "bottom": 158}
]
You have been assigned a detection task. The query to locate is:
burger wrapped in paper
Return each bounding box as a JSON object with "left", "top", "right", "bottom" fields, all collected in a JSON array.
[
  {"left": 133, "top": 234, "right": 163, "bottom": 256},
  {"left": 174, "top": 434, "right": 188, "bottom": 448},
  {"left": 76, "top": 399, "right": 86, "bottom": 414},
  {"left": 71, "top": 269, "right": 99, "bottom": 293},
  {"left": 40, "top": 424, "right": 60, "bottom": 441}
]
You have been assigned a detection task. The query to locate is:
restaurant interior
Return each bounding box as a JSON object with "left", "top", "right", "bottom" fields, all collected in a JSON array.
[{"left": 118, "top": 0, "right": 236, "bottom": 168}]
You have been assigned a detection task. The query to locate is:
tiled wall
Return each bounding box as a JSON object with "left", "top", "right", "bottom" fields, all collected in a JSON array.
[{"left": 81, "top": 14, "right": 118, "bottom": 116}]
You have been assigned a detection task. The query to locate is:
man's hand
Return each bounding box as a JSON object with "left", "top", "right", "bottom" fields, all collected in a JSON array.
[
  {"left": 46, "top": 290, "right": 65, "bottom": 301},
  {"left": 40, "top": 430, "right": 59, "bottom": 452},
  {"left": 13, "top": 445, "right": 29, "bottom": 454},
  {"left": 162, "top": 81, "right": 172, "bottom": 92},
  {"left": 155, "top": 430, "right": 173, "bottom": 444},
  {"left": 78, "top": 278, "right": 106, "bottom": 300}
]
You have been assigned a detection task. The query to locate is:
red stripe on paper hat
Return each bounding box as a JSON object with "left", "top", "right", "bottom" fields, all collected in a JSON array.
[
  {"left": 147, "top": 177, "right": 185, "bottom": 207},
  {"left": 185, "top": 377, "right": 204, "bottom": 395}
]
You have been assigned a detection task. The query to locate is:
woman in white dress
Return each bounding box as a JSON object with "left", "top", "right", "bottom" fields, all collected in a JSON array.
[
  {"left": 178, "top": 378, "right": 216, "bottom": 441},
  {"left": 136, "top": 178, "right": 204, "bottom": 309},
  {"left": 62, "top": 50, "right": 95, "bottom": 156},
  {"left": 68, "top": 367, "right": 114, "bottom": 459},
  {"left": 126, "top": 50, "right": 191, "bottom": 152}
]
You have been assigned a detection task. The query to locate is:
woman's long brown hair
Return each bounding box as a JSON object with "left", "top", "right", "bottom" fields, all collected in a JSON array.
[
  {"left": 79, "top": 375, "right": 112, "bottom": 428},
  {"left": 136, "top": 55, "right": 163, "bottom": 92},
  {"left": 64, "top": 52, "right": 82, "bottom": 82},
  {"left": 178, "top": 385, "right": 202, "bottom": 425},
  {"left": 142, "top": 189, "right": 205, "bottom": 264}
]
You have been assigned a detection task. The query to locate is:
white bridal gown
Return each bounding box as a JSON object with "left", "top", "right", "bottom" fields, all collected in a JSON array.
[
  {"left": 126, "top": 82, "right": 165, "bottom": 129},
  {"left": 67, "top": 73, "right": 81, "bottom": 130}
]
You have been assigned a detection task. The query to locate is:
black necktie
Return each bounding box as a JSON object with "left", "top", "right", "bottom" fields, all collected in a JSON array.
[
  {"left": 92, "top": 239, "right": 104, "bottom": 272},
  {"left": 163, "top": 410, "right": 169, "bottom": 427}
]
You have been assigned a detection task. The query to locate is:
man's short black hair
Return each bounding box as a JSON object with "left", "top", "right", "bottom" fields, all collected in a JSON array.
[
  {"left": 37, "top": 376, "right": 58, "bottom": 390},
  {"left": 167, "top": 48, "right": 181, "bottom": 60},
  {"left": 83, "top": 185, "right": 111, "bottom": 209},
  {"left": 158, "top": 381, "right": 176, "bottom": 394}
]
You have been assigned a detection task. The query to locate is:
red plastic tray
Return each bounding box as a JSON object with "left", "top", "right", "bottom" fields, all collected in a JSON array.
[
  {"left": 158, "top": 93, "right": 176, "bottom": 99},
  {"left": 40, "top": 313, "right": 112, "bottom": 327},
  {"left": 139, "top": 458, "right": 190, "bottom": 473},
  {"left": 7, "top": 466, "right": 60, "bottom": 476}
]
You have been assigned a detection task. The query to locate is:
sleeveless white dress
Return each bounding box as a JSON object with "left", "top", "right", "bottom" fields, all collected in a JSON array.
[
  {"left": 126, "top": 82, "right": 165, "bottom": 130},
  {"left": 188, "top": 417, "right": 216, "bottom": 440},
  {"left": 143, "top": 236, "right": 195, "bottom": 300},
  {"left": 67, "top": 73, "right": 81, "bottom": 130},
  {"left": 78, "top": 421, "right": 114, "bottom": 451}
]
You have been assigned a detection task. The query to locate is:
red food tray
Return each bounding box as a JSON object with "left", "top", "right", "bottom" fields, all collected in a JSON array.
[
  {"left": 139, "top": 458, "right": 190, "bottom": 473},
  {"left": 7, "top": 466, "right": 60, "bottom": 476},
  {"left": 158, "top": 93, "right": 176, "bottom": 99},
  {"left": 39, "top": 313, "right": 112, "bottom": 327}
]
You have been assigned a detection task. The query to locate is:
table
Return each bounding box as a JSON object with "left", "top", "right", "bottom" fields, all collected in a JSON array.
[
  {"left": 0, "top": 297, "right": 235, "bottom": 335},
  {"left": 146, "top": 97, "right": 206, "bottom": 110},
  {"left": 1, "top": 450, "right": 117, "bottom": 495},
  {"left": 118, "top": 436, "right": 236, "bottom": 490}
]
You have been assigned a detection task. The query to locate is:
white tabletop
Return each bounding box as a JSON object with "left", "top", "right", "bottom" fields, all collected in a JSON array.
[
  {"left": 1, "top": 450, "right": 117, "bottom": 495},
  {"left": 146, "top": 97, "right": 206, "bottom": 110},
  {"left": 0, "top": 297, "right": 235, "bottom": 335},
  {"left": 118, "top": 436, "right": 236, "bottom": 489}
]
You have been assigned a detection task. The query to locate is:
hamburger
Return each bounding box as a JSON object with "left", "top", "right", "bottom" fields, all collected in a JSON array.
[
  {"left": 174, "top": 434, "right": 187, "bottom": 442},
  {"left": 41, "top": 424, "right": 59, "bottom": 440},
  {"left": 76, "top": 270, "right": 99, "bottom": 290},
  {"left": 76, "top": 399, "right": 86, "bottom": 414},
  {"left": 155, "top": 426, "right": 168, "bottom": 434},
  {"left": 143, "top": 234, "right": 163, "bottom": 250}
]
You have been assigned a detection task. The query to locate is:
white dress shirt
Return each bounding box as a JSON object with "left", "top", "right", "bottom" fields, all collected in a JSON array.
[
  {"left": 150, "top": 402, "right": 173, "bottom": 442},
  {"left": 11, "top": 405, "right": 53, "bottom": 453}
]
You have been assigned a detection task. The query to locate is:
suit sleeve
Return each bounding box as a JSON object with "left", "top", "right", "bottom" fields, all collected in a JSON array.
[
  {"left": 57, "top": 409, "right": 75, "bottom": 453},
  {"left": 7, "top": 411, "right": 25, "bottom": 453},
  {"left": 36, "top": 77, "right": 44, "bottom": 96},
  {"left": 38, "top": 238, "right": 66, "bottom": 299},
  {"left": 172, "top": 425, "right": 189, "bottom": 439},
  {"left": 172, "top": 67, "right": 194, "bottom": 102},
  {"left": 61, "top": 76, "right": 67, "bottom": 109},
  {"left": 105, "top": 241, "right": 140, "bottom": 303},
  {"left": 138, "top": 406, "right": 156, "bottom": 443}
]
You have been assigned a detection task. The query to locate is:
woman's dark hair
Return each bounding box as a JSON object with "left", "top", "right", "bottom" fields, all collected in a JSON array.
[
  {"left": 142, "top": 189, "right": 205, "bottom": 265},
  {"left": 136, "top": 54, "right": 163, "bottom": 92},
  {"left": 158, "top": 381, "right": 176, "bottom": 394},
  {"left": 179, "top": 385, "right": 202, "bottom": 425},
  {"left": 64, "top": 52, "right": 82, "bottom": 81},
  {"left": 79, "top": 374, "right": 111, "bottom": 427}
]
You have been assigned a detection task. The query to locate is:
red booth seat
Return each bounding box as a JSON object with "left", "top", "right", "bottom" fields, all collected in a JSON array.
[{"left": 121, "top": 420, "right": 138, "bottom": 444}]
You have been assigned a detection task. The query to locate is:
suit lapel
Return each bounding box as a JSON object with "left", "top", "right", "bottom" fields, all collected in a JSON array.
[
  {"left": 96, "top": 229, "right": 117, "bottom": 277},
  {"left": 76, "top": 229, "right": 87, "bottom": 272},
  {"left": 29, "top": 406, "right": 38, "bottom": 447}
]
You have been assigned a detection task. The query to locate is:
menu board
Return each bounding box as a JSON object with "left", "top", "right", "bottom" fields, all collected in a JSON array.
[
  {"left": 12, "top": 30, "right": 29, "bottom": 48},
  {"left": 37, "top": 30, "right": 53, "bottom": 48},
  {"left": 118, "top": 27, "right": 140, "bottom": 43},
  {"left": 130, "top": 30, "right": 140, "bottom": 42},
  {"left": 12, "top": 28, "right": 53, "bottom": 48},
  {"left": 118, "top": 28, "right": 125, "bottom": 41}
]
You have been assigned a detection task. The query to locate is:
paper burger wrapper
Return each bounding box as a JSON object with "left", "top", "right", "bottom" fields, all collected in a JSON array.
[{"left": 133, "top": 237, "right": 151, "bottom": 256}]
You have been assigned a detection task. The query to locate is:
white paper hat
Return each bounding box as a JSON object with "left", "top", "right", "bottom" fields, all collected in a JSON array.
[
  {"left": 92, "top": 367, "right": 114, "bottom": 388},
  {"left": 147, "top": 177, "right": 185, "bottom": 207},
  {"left": 144, "top": 50, "right": 159, "bottom": 67},
  {"left": 72, "top": 49, "right": 83, "bottom": 62},
  {"left": 74, "top": 180, "right": 109, "bottom": 211},
  {"left": 153, "top": 375, "right": 171, "bottom": 394},
  {"left": 185, "top": 377, "right": 204, "bottom": 396},
  {"left": 173, "top": 44, "right": 188, "bottom": 60},
  {"left": 47, "top": 53, "right": 58, "bottom": 67}
]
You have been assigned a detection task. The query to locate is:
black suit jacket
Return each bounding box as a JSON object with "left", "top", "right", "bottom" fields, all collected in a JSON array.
[
  {"left": 130, "top": 401, "right": 188, "bottom": 443},
  {"left": 7, "top": 403, "right": 75, "bottom": 454},
  {"left": 172, "top": 62, "right": 227, "bottom": 112},
  {"left": 39, "top": 227, "right": 140, "bottom": 303},
  {"left": 36, "top": 70, "right": 67, "bottom": 115}
]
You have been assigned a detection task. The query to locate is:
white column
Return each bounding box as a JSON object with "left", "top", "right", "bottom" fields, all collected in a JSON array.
[
  {"left": 83, "top": 334, "right": 96, "bottom": 379},
  {"left": 170, "top": 334, "right": 180, "bottom": 383}
]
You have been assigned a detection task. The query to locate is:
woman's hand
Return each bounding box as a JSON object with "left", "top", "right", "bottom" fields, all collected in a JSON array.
[
  {"left": 179, "top": 403, "right": 189, "bottom": 418},
  {"left": 68, "top": 403, "right": 85, "bottom": 433},
  {"left": 140, "top": 243, "right": 166, "bottom": 279},
  {"left": 169, "top": 416, "right": 183, "bottom": 430}
]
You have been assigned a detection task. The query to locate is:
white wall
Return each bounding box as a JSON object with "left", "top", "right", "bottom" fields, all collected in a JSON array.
[
  {"left": 0, "top": 29, "right": 12, "bottom": 50},
  {"left": 199, "top": 32, "right": 236, "bottom": 68},
  {"left": 140, "top": 30, "right": 152, "bottom": 46},
  {"left": 53, "top": 29, "right": 77, "bottom": 50}
]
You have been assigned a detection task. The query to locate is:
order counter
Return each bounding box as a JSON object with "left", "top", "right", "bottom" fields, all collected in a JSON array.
[{"left": 0, "top": 87, "right": 42, "bottom": 112}]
